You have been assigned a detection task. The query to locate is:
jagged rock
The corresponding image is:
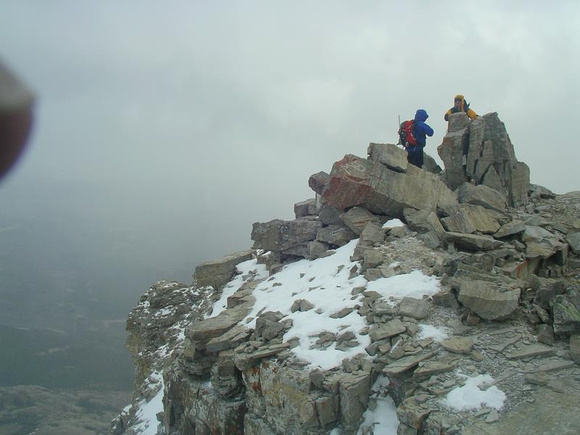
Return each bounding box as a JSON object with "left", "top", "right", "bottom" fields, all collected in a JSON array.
[
  {"left": 255, "top": 311, "right": 286, "bottom": 341},
  {"left": 441, "top": 204, "right": 502, "bottom": 234},
  {"left": 206, "top": 325, "right": 251, "bottom": 354},
  {"left": 495, "top": 220, "right": 526, "bottom": 238},
  {"left": 362, "top": 249, "right": 384, "bottom": 272},
  {"left": 243, "top": 362, "right": 333, "bottom": 431},
  {"left": 399, "top": 297, "right": 430, "bottom": 320},
  {"left": 194, "top": 250, "right": 253, "bottom": 290},
  {"left": 212, "top": 351, "right": 243, "bottom": 398},
  {"left": 330, "top": 307, "right": 355, "bottom": 319},
  {"left": 403, "top": 209, "right": 445, "bottom": 245},
  {"left": 524, "top": 359, "right": 575, "bottom": 374},
  {"left": 367, "top": 142, "right": 408, "bottom": 173},
  {"left": 532, "top": 303, "right": 550, "bottom": 323},
  {"left": 551, "top": 286, "right": 580, "bottom": 335},
  {"left": 339, "top": 372, "right": 371, "bottom": 431},
  {"left": 537, "top": 324, "right": 555, "bottom": 345},
  {"left": 359, "top": 222, "right": 386, "bottom": 246},
  {"left": 316, "top": 224, "right": 358, "bottom": 247},
  {"left": 440, "top": 337, "right": 474, "bottom": 354},
  {"left": 318, "top": 205, "right": 343, "bottom": 225},
  {"left": 340, "top": 206, "right": 381, "bottom": 235},
  {"left": 369, "top": 318, "right": 406, "bottom": 341},
  {"left": 402, "top": 208, "right": 432, "bottom": 233},
  {"left": 294, "top": 198, "right": 318, "bottom": 218},
  {"left": 505, "top": 344, "right": 553, "bottom": 360},
  {"left": 534, "top": 279, "right": 564, "bottom": 309},
  {"left": 290, "top": 299, "right": 315, "bottom": 313},
  {"left": 307, "top": 240, "right": 331, "bottom": 260},
  {"left": 457, "top": 280, "right": 521, "bottom": 320},
  {"left": 397, "top": 396, "right": 433, "bottom": 431},
  {"left": 438, "top": 112, "right": 530, "bottom": 207},
  {"left": 224, "top": 282, "right": 257, "bottom": 310},
  {"left": 432, "top": 288, "right": 460, "bottom": 310},
  {"left": 530, "top": 184, "right": 557, "bottom": 200},
  {"left": 383, "top": 351, "right": 437, "bottom": 376},
  {"left": 187, "top": 305, "right": 250, "bottom": 346},
  {"left": 456, "top": 182, "right": 507, "bottom": 213},
  {"left": 356, "top": 142, "right": 432, "bottom": 177},
  {"left": 437, "top": 114, "right": 471, "bottom": 189},
  {"left": 523, "top": 226, "right": 568, "bottom": 261},
  {"left": 444, "top": 232, "right": 502, "bottom": 251},
  {"left": 164, "top": 368, "right": 246, "bottom": 434},
  {"left": 251, "top": 217, "right": 323, "bottom": 258},
  {"left": 309, "top": 171, "right": 330, "bottom": 195},
  {"left": 423, "top": 153, "right": 443, "bottom": 174},
  {"left": 233, "top": 343, "right": 291, "bottom": 371},
  {"left": 321, "top": 154, "right": 458, "bottom": 216},
  {"left": 413, "top": 357, "right": 457, "bottom": 379}
]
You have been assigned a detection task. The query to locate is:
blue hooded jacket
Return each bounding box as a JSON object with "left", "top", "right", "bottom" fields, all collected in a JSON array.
[{"left": 412, "top": 109, "right": 434, "bottom": 147}]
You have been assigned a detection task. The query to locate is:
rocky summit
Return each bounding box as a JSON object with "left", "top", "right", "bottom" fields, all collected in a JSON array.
[{"left": 111, "top": 113, "right": 580, "bottom": 435}]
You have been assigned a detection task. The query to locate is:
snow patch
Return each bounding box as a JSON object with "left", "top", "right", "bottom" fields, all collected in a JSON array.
[{"left": 443, "top": 374, "right": 506, "bottom": 411}]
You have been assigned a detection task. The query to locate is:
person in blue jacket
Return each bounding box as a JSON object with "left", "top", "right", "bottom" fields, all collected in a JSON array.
[{"left": 406, "top": 109, "right": 433, "bottom": 169}]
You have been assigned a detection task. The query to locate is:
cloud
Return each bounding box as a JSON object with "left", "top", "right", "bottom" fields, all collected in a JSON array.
[{"left": 1, "top": 1, "right": 578, "bottom": 256}]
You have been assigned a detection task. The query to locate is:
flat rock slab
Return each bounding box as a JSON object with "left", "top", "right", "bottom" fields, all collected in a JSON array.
[
  {"left": 505, "top": 344, "right": 553, "bottom": 360},
  {"left": 440, "top": 337, "right": 474, "bottom": 355},
  {"left": 234, "top": 343, "right": 290, "bottom": 371},
  {"left": 382, "top": 351, "right": 437, "bottom": 376},
  {"left": 188, "top": 306, "right": 250, "bottom": 342},
  {"left": 413, "top": 358, "right": 457, "bottom": 379},
  {"left": 524, "top": 359, "right": 576, "bottom": 374},
  {"left": 369, "top": 319, "right": 406, "bottom": 342}
]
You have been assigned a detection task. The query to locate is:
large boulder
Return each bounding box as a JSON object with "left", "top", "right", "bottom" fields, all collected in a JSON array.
[
  {"left": 523, "top": 226, "right": 568, "bottom": 262},
  {"left": 441, "top": 204, "right": 502, "bottom": 234},
  {"left": 367, "top": 142, "right": 441, "bottom": 175},
  {"left": 367, "top": 142, "right": 408, "bottom": 173},
  {"left": 340, "top": 206, "right": 382, "bottom": 235},
  {"left": 194, "top": 250, "right": 254, "bottom": 290},
  {"left": 457, "top": 280, "right": 521, "bottom": 320},
  {"left": 321, "top": 154, "right": 457, "bottom": 217},
  {"left": 456, "top": 182, "right": 507, "bottom": 213},
  {"left": 438, "top": 112, "right": 530, "bottom": 208},
  {"left": 251, "top": 218, "right": 323, "bottom": 258}
]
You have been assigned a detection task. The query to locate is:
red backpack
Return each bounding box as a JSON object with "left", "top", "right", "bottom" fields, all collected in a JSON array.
[{"left": 398, "top": 120, "right": 417, "bottom": 148}]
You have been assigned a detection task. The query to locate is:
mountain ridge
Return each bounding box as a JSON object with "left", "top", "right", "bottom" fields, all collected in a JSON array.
[{"left": 112, "top": 112, "right": 580, "bottom": 435}]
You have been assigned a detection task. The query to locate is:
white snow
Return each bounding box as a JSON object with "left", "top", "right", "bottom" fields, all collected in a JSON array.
[
  {"left": 443, "top": 374, "right": 506, "bottom": 411},
  {"left": 132, "top": 372, "right": 165, "bottom": 435},
  {"left": 243, "top": 239, "right": 441, "bottom": 370},
  {"left": 132, "top": 236, "right": 507, "bottom": 434},
  {"left": 356, "top": 376, "right": 399, "bottom": 434},
  {"left": 417, "top": 323, "right": 451, "bottom": 342},
  {"left": 207, "top": 259, "right": 268, "bottom": 318},
  {"left": 382, "top": 218, "right": 405, "bottom": 229},
  {"left": 365, "top": 270, "right": 440, "bottom": 305}
]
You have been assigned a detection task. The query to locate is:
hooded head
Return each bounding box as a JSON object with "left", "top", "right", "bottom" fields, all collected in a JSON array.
[
  {"left": 454, "top": 94, "right": 465, "bottom": 102},
  {"left": 414, "top": 109, "right": 429, "bottom": 122}
]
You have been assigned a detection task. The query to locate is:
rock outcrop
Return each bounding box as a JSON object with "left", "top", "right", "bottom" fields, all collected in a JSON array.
[
  {"left": 438, "top": 112, "right": 530, "bottom": 207},
  {"left": 112, "top": 113, "right": 580, "bottom": 435}
]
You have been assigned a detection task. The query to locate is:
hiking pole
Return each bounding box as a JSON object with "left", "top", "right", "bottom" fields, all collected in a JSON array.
[{"left": 397, "top": 114, "right": 402, "bottom": 146}]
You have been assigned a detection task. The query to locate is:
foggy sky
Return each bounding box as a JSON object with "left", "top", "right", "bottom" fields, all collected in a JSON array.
[{"left": 1, "top": 0, "right": 579, "bottom": 277}]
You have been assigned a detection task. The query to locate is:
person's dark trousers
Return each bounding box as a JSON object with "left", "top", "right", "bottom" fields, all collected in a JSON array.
[{"left": 407, "top": 147, "right": 424, "bottom": 168}]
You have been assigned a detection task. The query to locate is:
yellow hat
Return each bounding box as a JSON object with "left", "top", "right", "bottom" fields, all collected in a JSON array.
[{"left": 454, "top": 94, "right": 464, "bottom": 101}]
